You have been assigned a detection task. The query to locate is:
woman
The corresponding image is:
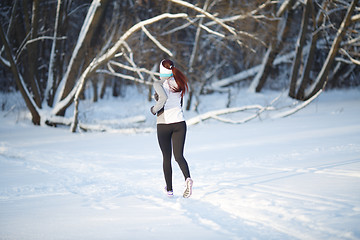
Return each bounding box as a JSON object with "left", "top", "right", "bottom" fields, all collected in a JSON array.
[{"left": 151, "top": 59, "right": 193, "bottom": 198}]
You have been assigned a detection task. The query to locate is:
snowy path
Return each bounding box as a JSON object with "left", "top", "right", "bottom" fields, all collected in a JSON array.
[{"left": 1, "top": 90, "right": 360, "bottom": 239}]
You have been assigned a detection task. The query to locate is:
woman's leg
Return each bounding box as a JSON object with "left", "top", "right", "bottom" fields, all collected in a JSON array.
[
  {"left": 157, "top": 124, "right": 173, "bottom": 191},
  {"left": 172, "top": 121, "right": 191, "bottom": 180}
]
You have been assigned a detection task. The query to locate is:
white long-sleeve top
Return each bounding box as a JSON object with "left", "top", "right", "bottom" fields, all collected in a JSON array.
[{"left": 156, "top": 77, "right": 185, "bottom": 124}]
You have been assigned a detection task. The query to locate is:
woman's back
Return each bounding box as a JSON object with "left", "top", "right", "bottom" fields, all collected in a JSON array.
[{"left": 163, "top": 77, "right": 182, "bottom": 110}]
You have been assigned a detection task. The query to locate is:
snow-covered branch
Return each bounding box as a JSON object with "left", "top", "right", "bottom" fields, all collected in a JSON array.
[
  {"left": 123, "top": 53, "right": 145, "bottom": 81},
  {"left": 93, "top": 13, "right": 188, "bottom": 69},
  {"left": 108, "top": 61, "right": 159, "bottom": 76},
  {"left": 107, "top": 61, "right": 159, "bottom": 82},
  {"left": 277, "top": 0, "right": 295, "bottom": 17},
  {"left": 172, "top": 17, "right": 225, "bottom": 38},
  {"left": 338, "top": 48, "right": 360, "bottom": 65},
  {"left": 207, "top": 50, "right": 295, "bottom": 92},
  {"left": 186, "top": 91, "right": 322, "bottom": 125},
  {"left": 16, "top": 36, "right": 67, "bottom": 61},
  {"left": 141, "top": 26, "right": 173, "bottom": 57},
  {"left": 168, "top": 0, "right": 244, "bottom": 48},
  {"left": 205, "top": 0, "right": 280, "bottom": 26},
  {"left": 273, "top": 89, "right": 323, "bottom": 118},
  {"left": 161, "top": 18, "right": 197, "bottom": 36},
  {"left": 0, "top": 54, "right": 10, "bottom": 67},
  {"left": 97, "top": 69, "right": 153, "bottom": 86},
  {"left": 351, "top": 13, "right": 360, "bottom": 22},
  {"left": 187, "top": 105, "right": 275, "bottom": 126}
]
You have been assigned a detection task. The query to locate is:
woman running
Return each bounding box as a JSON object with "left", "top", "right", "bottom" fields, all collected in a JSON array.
[{"left": 151, "top": 59, "right": 193, "bottom": 198}]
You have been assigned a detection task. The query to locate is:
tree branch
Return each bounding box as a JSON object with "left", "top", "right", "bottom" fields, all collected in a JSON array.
[
  {"left": 168, "top": 0, "right": 244, "bottom": 48},
  {"left": 339, "top": 48, "right": 360, "bottom": 65},
  {"left": 141, "top": 26, "right": 173, "bottom": 57},
  {"left": 273, "top": 89, "right": 323, "bottom": 118},
  {"left": 187, "top": 105, "right": 275, "bottom": 125}
]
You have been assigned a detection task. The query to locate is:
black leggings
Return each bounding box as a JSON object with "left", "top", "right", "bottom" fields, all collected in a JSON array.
[{"left": 157, "top": 121, "right": 191, "bottom": 191}]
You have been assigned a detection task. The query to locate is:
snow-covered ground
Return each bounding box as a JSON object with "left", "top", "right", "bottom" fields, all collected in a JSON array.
[{"left": 0, "top": 88, "right": 359, "bottom": 240}]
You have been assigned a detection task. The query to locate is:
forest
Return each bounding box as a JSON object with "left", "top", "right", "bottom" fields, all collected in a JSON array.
[{"left": 0, "top": 0, "right": 359, "bottom": 132}]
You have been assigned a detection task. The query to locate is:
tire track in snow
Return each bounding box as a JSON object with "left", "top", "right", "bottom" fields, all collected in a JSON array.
[
  {"left": 190, "top": 158, "right": 360, "bottom": 240},
  {"left": 240, "top": 184, "right": 359, "bottom": 239}
]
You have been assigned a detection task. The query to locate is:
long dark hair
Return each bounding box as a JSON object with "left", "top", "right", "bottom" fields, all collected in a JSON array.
[{"left": 162, "top": 59, "right": 189, "bottom": 97}]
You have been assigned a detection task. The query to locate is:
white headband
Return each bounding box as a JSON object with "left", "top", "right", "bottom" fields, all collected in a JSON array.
[{"left": 159, "top": 60, "right": 173, "bottom": 77}]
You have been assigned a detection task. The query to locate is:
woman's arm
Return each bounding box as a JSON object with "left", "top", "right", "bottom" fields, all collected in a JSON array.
[{"left": 151, "top": 82, "right": 168, "bottom": 115}]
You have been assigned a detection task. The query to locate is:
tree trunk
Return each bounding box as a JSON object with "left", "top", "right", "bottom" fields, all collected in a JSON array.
[
  {"left": 52, "top": 0, "right": 69, "bottom": 106},
  {"left": 250, "top": 2, "right": 294, "bottom": 92},
  {"left": 252, "top": 43, "right": 276, "bottom": 93},
  {"left": 288, "top": 0, "right": 311, "bottom": 98},
  {"left": 186, "top": 90, "right": 193, "bottom": 111},
  {"left": 295, "top": 0, "right": 328, "bottom": 100},
  {"left": 100, "top": 74, "right": 107, "bottom": 99},
  {"left": 56, "top": 0, "right": 109, "bottom": 115},
  {"left": 304, "top": 0, "right": 359, "bottom": 99},
  {"left": 0, "top": 24, "right": 40, "bottom": 125},
  {"left": 22, "top": 0, "right": 42, "bottom": 107},
  {"left": 45, "top": 0, "right": 61, "bottom": 107},
  {"left": 276, "top": 0, "right": 297, "bottom": 17},
  {"left": 92, "top": 78, "right": 98, "bottom": 102}
]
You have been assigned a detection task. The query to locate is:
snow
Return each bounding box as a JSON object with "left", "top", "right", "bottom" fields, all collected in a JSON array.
[{"left": 1, "top": 88, "right": 360, "bottom": 239}]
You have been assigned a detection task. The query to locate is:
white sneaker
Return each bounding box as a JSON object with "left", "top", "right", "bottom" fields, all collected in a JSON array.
[
  {"left": 164, "top": 187, "right": 174, "bottom": 197},
  {"left": 183, "top": 178, "right": 193, "bottom": 198}
]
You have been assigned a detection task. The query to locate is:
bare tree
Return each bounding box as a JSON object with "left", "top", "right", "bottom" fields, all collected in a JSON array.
[
  {"left": 0, "top": 0, "right": 116, "bottom": 126},
  {"left": 295, "top": 0, "right": 329, "bottom": 100},
  {"left": 304, "top": 0, "right": 359, "bottom": 99},
  {"left": 0, "top": 22, "right": 41, "bottom": 124},
  {"left": 1, "top": 0, "right": 358, "bottom": 131},
  {"left": 249, "top": 0, "right": 295, "bottom": 92},
  {"left": 288, "top": 0, "right": 312, "bottom": 98},
  {"left": 237, "top": 0, "right": 359, "bottom": 100}
]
